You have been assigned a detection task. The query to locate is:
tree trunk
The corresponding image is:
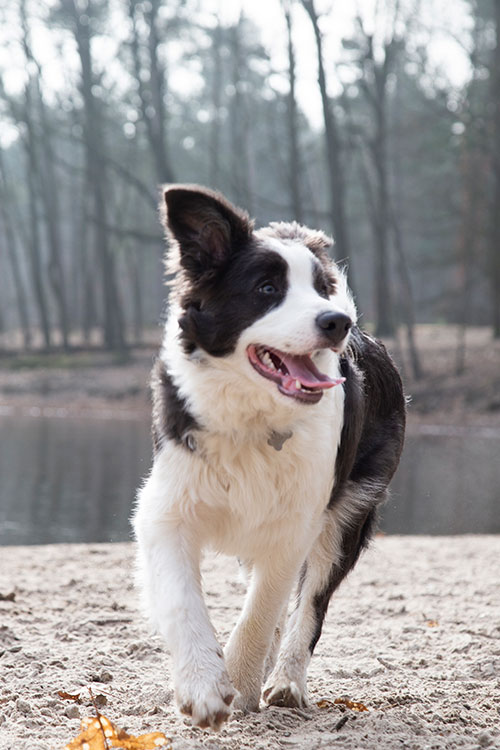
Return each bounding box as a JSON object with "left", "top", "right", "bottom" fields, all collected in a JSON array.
[
  {"left": 491, "top": 1, "right": 500, "bottom": 337},
  {"left": 371, "top": 84, "right": 394, "bottom": 337},
  {"left": 0, "top": 154, "right": 32, "bottom": 350},
  {"left": 390, "top": 58, "right": 422, "bottom": 377},
  {"left": 390, "top": 203, "right": 423, "bottom": 379},
  {"left": 68, "top": 0, "right": 126, "bottom": 350},
  {"left": 20, "top": 0, "right": 69, "bottom": 348},
  {"left": 283, "top": 1, "right": 303, "bottom": 222},
  {"left": 129, "top": 0, "right": 175, "bottom": 183},
  {"left": 26, "top": 153, "right": 51, "bottom": 349},
  {"left": 229, "top": 18, "right": 254, "bottom": 213},
  {"left": 301, "top": 0, "right": 351, "bottom": 266},
  {"left": 209, "top": 23, "right": 223, "bottom": 189}
]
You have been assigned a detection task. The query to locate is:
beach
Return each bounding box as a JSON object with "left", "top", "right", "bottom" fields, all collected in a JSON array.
[{"left": 0, "top": 536, "right": 499, "bottom": 750}]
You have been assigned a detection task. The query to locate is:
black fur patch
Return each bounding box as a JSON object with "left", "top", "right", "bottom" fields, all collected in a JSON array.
[
  {"left": 309, "top": 505, "right": 378, "bottom": 652},
  {"left": 332, "top": 327, "right": 406, "bottom": 496},
  {"left": 163, "top": 185, "right": 254, "bottom": 285},
  {"left": 306, "top": 327, "right": 405, "bottom": 652},
  {"left": 177, "top": 246, "right": 289, "bottom": 356},
  {"left": 312, "top": 259, "right": 333, "bottom": 299},
  {"left": 150, "top": 358, "right": 199, "bottom": 454},
  {"left": 163, "top": 188, "right": 344, "bottom": 358}
]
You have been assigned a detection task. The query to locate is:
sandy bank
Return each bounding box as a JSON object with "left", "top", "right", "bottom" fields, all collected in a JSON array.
[{"left": 0, "top": 537, "right": 499, "bottom": 750}]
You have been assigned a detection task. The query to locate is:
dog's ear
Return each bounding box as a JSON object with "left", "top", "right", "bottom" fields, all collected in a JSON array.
[{"left": 162, "top": 185, "right": 253, "bottom": 278}]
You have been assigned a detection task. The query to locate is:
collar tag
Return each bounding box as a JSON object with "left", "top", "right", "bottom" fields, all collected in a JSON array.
[
  {"left": 267, "top": 429, "right": 293, "bottom": 451},
  {"left": 183, "top": 433, "right": 197, "bottom": 452}
]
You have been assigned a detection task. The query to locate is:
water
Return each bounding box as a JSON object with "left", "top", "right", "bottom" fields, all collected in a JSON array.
[
  {"left": 0, "top": 415, "right": 498, "bottom": 545},
  {"left": 0, "top": 414, "right": 151, "bottom": 545},
  {"left": 388, "top": 425, "right": 500, "bottom": 535}
]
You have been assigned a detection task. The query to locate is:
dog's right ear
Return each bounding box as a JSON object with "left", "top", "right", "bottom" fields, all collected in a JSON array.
[{"left": 162, "top": 185, "right": 253, "bottom": 279}]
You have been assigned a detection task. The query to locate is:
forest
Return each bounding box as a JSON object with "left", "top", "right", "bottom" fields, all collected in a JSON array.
[{"left": 0, "top": 0, "right": 499, "bottom": 382}]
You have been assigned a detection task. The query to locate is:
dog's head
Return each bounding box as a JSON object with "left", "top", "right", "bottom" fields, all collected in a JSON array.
[{"left": 163, "top": 185, "right": 356, "bottom": 406}]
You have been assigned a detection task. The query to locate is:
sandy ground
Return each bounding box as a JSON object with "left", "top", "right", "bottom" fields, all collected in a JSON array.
[{"left": 0, "top": 537, "right": 499, "bottom": 750}]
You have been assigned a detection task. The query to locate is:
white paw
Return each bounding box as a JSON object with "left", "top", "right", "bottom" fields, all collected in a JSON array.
[
  {"left": 263, "top": 677, "right": 308, "bottom": 709},
  {"left": 175, "top": 664, "right": 235, "bottom": 730}
]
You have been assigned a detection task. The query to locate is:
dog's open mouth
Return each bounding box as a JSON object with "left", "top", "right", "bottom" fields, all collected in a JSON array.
[{"left": 247, "top": 345, "right": 345, "bottom": 404}]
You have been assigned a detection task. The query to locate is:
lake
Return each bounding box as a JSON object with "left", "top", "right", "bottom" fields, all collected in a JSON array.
[{"left": 0, "top": 414, "right": 498, "bottom": 545}]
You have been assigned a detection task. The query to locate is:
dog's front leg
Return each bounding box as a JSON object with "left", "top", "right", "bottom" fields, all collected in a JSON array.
[
  {"left": 135, "top": 500, "right": 234, "bottom": 729},
  {"left": 224, "top": 554, "right": 304, "bottom": 712}
]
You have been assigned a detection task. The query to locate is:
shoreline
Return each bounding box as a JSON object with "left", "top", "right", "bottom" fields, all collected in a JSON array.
[{"left": 2, "top": 398, "right": 500, "bottom": 435}]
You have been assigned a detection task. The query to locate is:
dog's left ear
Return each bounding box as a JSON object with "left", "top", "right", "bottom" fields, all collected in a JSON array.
[{"left": 162, "top": 185, "right": 253, "bottom": 278}]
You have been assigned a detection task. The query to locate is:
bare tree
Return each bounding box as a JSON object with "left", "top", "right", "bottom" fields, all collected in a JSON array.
[
  {"left": 301, "top": 0, "right": 352, "bottom": 269},
  {"left": 20, "top": 0, "right": 70, "bottom": 348},
  {"left": 60, "top": 0, "right": 126, "bottom": 350},
  {"left": 0, "top": 150, "right": 32, "bottom": 349},
  {"left": 128, "top": 0, "right": 175, "bottom": 183},
  {"left": 208, "top": 21, "right": 223, "bottom": 189},
  {"left": 228, "top": 16, "right": 256, "bottom": 212},
  {"left": 491, "top": 0, "right": 500, "bottom": 338},
  {"left": 282, "top": 0, "right": 303, "bottom": 222},
  {"left": 0, "top": 77, "right": 53, "bottom": 348},
  {"left": 352, "top": 9, "right": 404, "bottom": 337}
]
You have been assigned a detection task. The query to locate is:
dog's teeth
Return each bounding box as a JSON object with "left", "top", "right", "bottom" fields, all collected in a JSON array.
[
  {"left": 263, "top": 353, "right": 274, "bottom": 369},
  {"left": 295, "top": 379, "right": 302, "bottom": 390}
]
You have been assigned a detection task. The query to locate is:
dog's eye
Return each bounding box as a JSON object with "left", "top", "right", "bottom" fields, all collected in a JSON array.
[
  {"left": 258, "top": 282, "right": 277, "bottom": 295},
  {"left": 317, "top": 282, "right": 329, "bottom": 299}
]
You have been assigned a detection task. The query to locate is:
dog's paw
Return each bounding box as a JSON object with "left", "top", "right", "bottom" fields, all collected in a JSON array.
[
  {"left": 232, "top": 691, "right": 260, "bottom": 714},
  {"left": 262, "top": 679, "right": 308, "bottom": 709},
  {"left": 175, "top": 668, "right": 235, "bottom": 730}
]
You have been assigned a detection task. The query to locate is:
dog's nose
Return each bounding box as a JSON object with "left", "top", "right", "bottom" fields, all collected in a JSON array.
[{"left": 315, "top": 311, "right": 352, "bottom": 347}]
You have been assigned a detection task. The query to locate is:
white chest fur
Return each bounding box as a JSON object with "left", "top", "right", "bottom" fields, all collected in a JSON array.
[
  {"left": 144, "top": 379, "right": 343, "bottom": 562},
  {"left": 140, "top": 313, "right": 347, "bottom": 560}
]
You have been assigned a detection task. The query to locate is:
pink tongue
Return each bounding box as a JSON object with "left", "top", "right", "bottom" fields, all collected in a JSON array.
[{"left": 280, "top": 353, "right": 345, "bottom": 390}]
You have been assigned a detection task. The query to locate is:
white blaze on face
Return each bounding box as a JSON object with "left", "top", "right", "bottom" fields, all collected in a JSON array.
[{"left": 238, "top": 238, "right": 356, "bottom": 356}]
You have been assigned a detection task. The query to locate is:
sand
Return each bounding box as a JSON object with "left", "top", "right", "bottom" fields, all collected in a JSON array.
[{"left": 0, "top": 537, "right": 499, "bottom": 750}]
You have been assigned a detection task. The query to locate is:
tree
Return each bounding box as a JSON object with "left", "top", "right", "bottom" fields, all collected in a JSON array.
[
  {"left": 301, "top": 0, "right": 352, "bottom": 270},
  {"left": 127, "top": 0, "right": 175, "bottom": 183},
  {"left": 20, "top": 0, "right": 70, "bottom": 348},
  {"left": 350, "top": 8, "right": 405, "bottom": 337},
  {"left": 0, "top": 149, "right": 32, "bottom": 349},
  {"left": 490, "top": 0, "right": 500, "bottom": 337},
  {"left": 282, "top": 0, "right": 303, "bottom": 222},
  {"left": 57, "top": 0, "right": 126, "bottom": 350}
]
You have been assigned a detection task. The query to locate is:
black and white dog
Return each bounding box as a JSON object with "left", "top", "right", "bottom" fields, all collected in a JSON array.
[{"left": 133, "top": 185, "right": 405, "bottom": 730}]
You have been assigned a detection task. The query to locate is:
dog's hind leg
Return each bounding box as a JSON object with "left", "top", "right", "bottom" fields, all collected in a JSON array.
[{"left": 263, "top": 490, "right": 378, "bottom": 709}]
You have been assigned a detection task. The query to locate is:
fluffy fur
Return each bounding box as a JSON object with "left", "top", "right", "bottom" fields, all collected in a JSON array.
[{"left": 133, "top": 185, "right": 406, "bottom": 729}]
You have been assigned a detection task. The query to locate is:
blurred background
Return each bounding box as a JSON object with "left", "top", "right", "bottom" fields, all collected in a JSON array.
[{"left": 0, "top": 0, "right": 498, "bottom": 545}]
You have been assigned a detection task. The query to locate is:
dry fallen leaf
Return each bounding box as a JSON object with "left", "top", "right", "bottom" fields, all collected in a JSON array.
[
  {"left": 334, "top": 698, "right": 369, "bottom": 712},
  {"left": 64, "top": 714, "right": 171, "bottom": 750},
  {"left": 317, "top": 697, "right": 369, "bottom": 712},
  {"left": 58, "top": 691, "right": 81, "bottom": 703},
  {"left": 426, "top": 620, "right": 439, "bottom": 628}
]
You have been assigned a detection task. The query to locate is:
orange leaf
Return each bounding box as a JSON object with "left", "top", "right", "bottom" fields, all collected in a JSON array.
[
  {"left": 58, "top": 691, "right": 81, "bottom": 703},
  {"left": 334, "top": 698, "right": 369, "bottom": 712},
  {"left": 64, "top": 714, "right": 171, "bottom": 750},
  {"left": 317, "top": 697, "right": 369, "bottom": 712},
  {"left": 316, "top": 699, "right": 336, "bottom": 709}
]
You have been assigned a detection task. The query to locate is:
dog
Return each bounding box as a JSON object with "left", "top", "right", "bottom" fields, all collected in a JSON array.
[{"left": 133, "top": 185, "right": 405, "bottom": 730}]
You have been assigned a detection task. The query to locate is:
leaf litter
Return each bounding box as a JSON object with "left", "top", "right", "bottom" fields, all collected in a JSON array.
[{"left": 62, "top": 688, "right": 171, "bottom": 750}]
